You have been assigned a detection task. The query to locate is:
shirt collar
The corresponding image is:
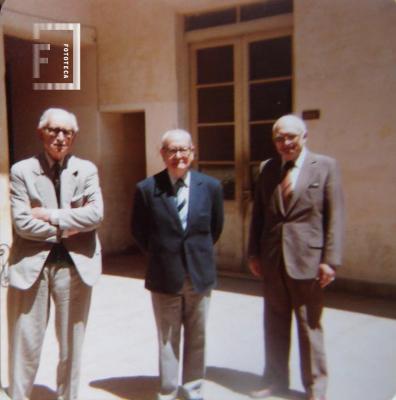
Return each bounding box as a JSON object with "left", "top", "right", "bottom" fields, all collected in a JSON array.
[{"left": 168, "top": 170, "right": 191, "bottom": 188}]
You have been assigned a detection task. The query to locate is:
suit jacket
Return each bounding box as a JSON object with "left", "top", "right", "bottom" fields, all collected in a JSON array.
[
  {"left": 248, "top": 150, "right": 344, "bottom": 279},
  {"left": 9, "top": 153, "right": 104, "bottom": 289},
  {"left": 131, "top": 169, "right": 224, "bottom": 294}
]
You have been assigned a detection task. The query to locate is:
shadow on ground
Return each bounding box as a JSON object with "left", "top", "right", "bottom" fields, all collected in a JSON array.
[
  {"left": 31, "top": 384, "right": 57, "bottom": 400},
  {"left": 206, "top": 366, "right": 306, "bottom": 399},
  {"left": 90, "top": 376, "right": 158, "bottom": 400},
  {"left": 89, "top": 368, "right": 306, "bottom": 400},
  {"left": 103, "top": 254, "right": 396, "bottom": 319}
]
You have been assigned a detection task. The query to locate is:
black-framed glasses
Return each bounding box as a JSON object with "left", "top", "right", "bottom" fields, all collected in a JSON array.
[
  {"left": 164, "top": 147, "right": 193, "bottom": 157},
  {"left": 44, "top": 126, "right": 75, "bottom": 139}
]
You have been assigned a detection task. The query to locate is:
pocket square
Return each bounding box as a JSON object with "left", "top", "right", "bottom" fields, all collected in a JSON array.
[{"left": 308, "top": 182, "right": 320, "bottom": 188}]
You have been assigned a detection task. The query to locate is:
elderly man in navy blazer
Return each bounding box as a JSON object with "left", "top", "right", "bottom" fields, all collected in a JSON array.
[
  {"left": 248, "top": 115, "right": 344, "bottom": 400},
  {"left": 131, "top": 129, "right": 224, "bottom": 400}
]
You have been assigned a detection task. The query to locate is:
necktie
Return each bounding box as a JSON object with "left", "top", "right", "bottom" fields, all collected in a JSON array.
[
  {"left": 280, "top": 161, "right": 294, "bottom": 209},
  {"left": 52, "top": 162, "right": 61, "bottom": 206},
  {"left": 174, "top": 179, "right": 187, "bottom": 229}
]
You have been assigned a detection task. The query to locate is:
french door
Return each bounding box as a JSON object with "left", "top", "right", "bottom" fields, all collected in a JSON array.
[{"left": 190, "top": 31, "right": 293, "bottom": 275}]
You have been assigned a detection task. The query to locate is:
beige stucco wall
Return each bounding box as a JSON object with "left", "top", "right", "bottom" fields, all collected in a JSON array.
[
  {"left": 294, "top": 0, "right": 396, "bottom": 285},
  {"left": 2, "top": 0, "right": 96, "bottom": 26},
  {"left": 93, "top": 0, "right": 185, "bottom": 176},
  {"left": 0, "top": 0, "right": 98, "bottom": 247},
  {"left": 0, "top": 24, "right": 12, "bottom": 246},
  {"left": 99, "top": 112, "right": 146, "bottom": 254},
  {"left": 1, "top": 0, "right": 396, "bottom": 284}
]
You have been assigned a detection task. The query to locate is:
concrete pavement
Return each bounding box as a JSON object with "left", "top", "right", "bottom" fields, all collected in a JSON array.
[{"left": 1, "top": 254, "right": 396, "bottom": 400}]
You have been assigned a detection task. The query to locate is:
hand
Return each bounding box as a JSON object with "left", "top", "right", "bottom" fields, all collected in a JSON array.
[
  {"left": 31, "top": 207, "right": 50, "bottom": 222},
  {"left": 248, "top": 257, "right": 263, "bottom": 278},
  {"left": 317, "top": 263, "right": 336, "bottom": 288}
]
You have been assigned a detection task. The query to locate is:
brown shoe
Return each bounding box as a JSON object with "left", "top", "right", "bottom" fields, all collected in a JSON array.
[
  {"left": 250, "top": 385, "right": 286, "bottom": 399},
  {"left": 306, "top": 396, "right": 326, "bottom": 400}
]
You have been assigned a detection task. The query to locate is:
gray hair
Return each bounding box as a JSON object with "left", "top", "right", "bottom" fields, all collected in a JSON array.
[
  {"left": 161, "top": 129, "right": 193, "bottom": 149},
  {"left": 272, "top": 114, "right": 307, "bottom": 136},
  {"left": 38, "top": 108, "right": 79, "bottom": 132}
]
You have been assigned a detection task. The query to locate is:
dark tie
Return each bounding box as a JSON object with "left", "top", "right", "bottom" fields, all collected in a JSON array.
[
  {"left": 47, "top": 161, "right": 73, "bottom": 264},
  {"left": 52, "top": 162, "right": 61, "bottom": 206},
  {"left": 280, "top": 161, "right": 294, "bottom": 209}
]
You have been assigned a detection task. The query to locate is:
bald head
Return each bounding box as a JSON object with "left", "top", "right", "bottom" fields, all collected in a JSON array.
[
  {"left": 272, "top": 114, "right": 308, "bottom": 162},
  {"left": 38, "top": 108, "right": 79, "bottom": 132},
  {"left": 272, "top": 114, "right": 307, "bottom": 137},
  {"left": 160, "top": 129, "right": 194, "bottom": 179},
  {"left": 37, "top": 107, "right": 78, "bottom": 162},
  {"left": 161, "top": 129, "right": 193, "bottom": 150}
]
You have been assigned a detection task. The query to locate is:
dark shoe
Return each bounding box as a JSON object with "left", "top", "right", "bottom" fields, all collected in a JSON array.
[
  {"left": 250, "top": 384, "right": 287, "bottom": 399},
  {"left": 306, "top": 396, "right": 326, "bottom": 400}
]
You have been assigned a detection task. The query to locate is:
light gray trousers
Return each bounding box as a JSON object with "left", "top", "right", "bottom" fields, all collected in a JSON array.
[
  {"left": 8, "top": 263, "right": 92, "bottom": 400},
  {"left": 151, "top": 278, "right": 211, "bottom": 400}
]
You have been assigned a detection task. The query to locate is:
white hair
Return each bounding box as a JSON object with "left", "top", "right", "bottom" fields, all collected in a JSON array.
[
  {"left": 38, "top": 108, "right": 79, "bottom": 132},
  {"left": 272, "top": 114, "right": 307, "bottom": 136},
  {"left": 161, "top": 129, "right": 193, "bottom": 148}
]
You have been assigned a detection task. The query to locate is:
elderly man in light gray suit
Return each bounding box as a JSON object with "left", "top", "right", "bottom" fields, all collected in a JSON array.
[
  {"left": 8, "top": 108, "right": 103, "bottom": 400},
  {"left": 248, "top": 115, "right": 344, "bottom": 400}
]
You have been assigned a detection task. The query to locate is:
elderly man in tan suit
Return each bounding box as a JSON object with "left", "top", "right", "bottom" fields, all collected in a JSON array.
[
  {"left": 248, "top": 115, "right": 344, "bottom": 400},
  {"left": 8, "top": 108, "right": 103, "bottom": 400}
]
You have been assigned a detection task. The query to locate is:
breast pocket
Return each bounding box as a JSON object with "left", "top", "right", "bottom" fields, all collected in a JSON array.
[{"left": 306, "top": 181, "right": 324, "bottom": 207}]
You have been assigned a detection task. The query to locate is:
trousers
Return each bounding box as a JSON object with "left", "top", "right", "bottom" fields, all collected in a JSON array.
[{"left": 8, "top": 262, "right": 92, "bottom": 400}]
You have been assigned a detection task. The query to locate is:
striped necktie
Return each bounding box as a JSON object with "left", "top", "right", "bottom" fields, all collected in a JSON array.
[
  {"left": 280, "top": 161, "right": 294, "bottom": 209},
  {"left": 174, "top": 178, "right": 187, "bottom": 229},
  {"left": 175, "top": 179, "right": 186, "bottom": 212}
]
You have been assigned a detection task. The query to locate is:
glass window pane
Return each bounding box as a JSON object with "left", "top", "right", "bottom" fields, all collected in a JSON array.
[
  {"left": 197, "top": 46, "right": 233, "bottom": 84},
  {"left": 249, "top": 80, "right": 292, "bottom": 121},
  {"left": 199, "top": 165, "right": 235, "bottom": 200},
  {"left": 250, "top": 123, "right": 277, "bottom": 162},
  {"left": 185, "top": 8, "right": 236, "bottom": 31},
  {"left": 249, "top": 36, "right": 292, "bottom": 80},
  {"left": 198, "top": 125, "right": 234, "bottom": 161},
  {"left": 241, "top": 0, "right": 293, "bottom": 22},
  {"left": 198, "top": 86, "right": 234, "bottom": 123}
]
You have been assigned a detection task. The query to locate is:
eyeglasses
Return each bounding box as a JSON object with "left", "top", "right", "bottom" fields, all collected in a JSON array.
[
  {"left": 44, "top": 126, "right": 75, "bottom": 139},
  {"left": 164, "top": 147, "right": 192, "bottom": 157},
  {"left": 273, "top": 134, "right": 300, "bottom": 144}
]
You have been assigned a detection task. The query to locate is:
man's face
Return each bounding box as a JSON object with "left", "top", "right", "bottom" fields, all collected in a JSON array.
[
  {"left": 161, "top": 133, "right": 194, "bottom": 178},
  {"left": 38, "top": 112, "right": 76, "bottom": 162},
  {"left": 273, "top": 120, "right": 307, "bottom": 162}
]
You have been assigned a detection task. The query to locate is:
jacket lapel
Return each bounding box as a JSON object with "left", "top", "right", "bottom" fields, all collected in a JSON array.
[
  {"left": 60, "top": 155, "right": 78, "bottom": 208},
  {"left": 267, "top": 158, "right": 286, "bottom": 216},
  {"left": 33, "top": 153, "right": 58, "bottom": 209},
  {"left": 286, "top": 150, "right": 316, "bottom": 213},
  {"left": 33, "top": 153, "right": 79, "bottom": 209},
  {"left": 154, "top": 169, "right": 182, "bottom": 230},
  {"left": 185, "top": 170, "right": 202, "bottom": 233}
]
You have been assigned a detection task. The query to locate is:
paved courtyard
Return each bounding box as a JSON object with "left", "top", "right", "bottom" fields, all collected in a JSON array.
[{"left": 1, "top": 254, "right": 395, "bottom": 400}]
